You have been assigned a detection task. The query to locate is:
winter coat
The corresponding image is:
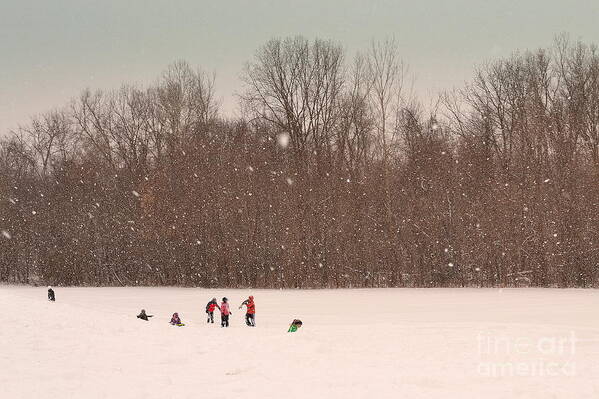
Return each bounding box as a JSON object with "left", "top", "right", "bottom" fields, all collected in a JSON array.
[
  {"left": 170, "top": 313, "right": 182, "bottom": 325},
  {"left": 220, "top": 302, "right": 231, "bottom": 316},
  {"left": 206, "top": 300, "right": 220, "bottom": 313},
  {"left": 241, "top": 298, "right": 256, "bottom": 314},
  {"left": 137, "top": 310, "right": 153, "bottom": 321},
  {"left": 288, "top": 319, "right": 302, "bottom": 332}
]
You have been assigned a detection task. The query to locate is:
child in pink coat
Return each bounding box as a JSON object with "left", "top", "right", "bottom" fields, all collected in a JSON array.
[{"left": 220, "top": 297, "right": 232, "bottom": 327}]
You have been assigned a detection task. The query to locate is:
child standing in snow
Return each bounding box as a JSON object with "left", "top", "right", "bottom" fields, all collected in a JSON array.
[
  {"left": 170, "top": 312, "right": 183, "bottom": 326},
  {"left": 47, "top": 286, "right": 55, "bottom": 301},
  {"left": 206, "top": 297, "right": 220, "bottom": 323},
  {"left": 220, "top": 297, "right": 231, "bottom": 327},
  {"left": 137, "top": 309, "right": 153, "bottom": 321},
  {"left": 239, "top": 295, "right": 256, "bottom": 327}
]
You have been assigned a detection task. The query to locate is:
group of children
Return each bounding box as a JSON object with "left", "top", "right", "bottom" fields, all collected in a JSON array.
[
  {"left": 48, "top": 287, "right": 302, "bottom": 332},
  {"left": 204, "top": 296, "right": 254, "bottom": 327},
  {"left": 137, "top": 295, "right": 256, "bottom": 328}
]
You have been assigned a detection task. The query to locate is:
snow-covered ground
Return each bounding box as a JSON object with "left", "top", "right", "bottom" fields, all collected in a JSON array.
[{"left": 1, "top": 287, "right": 598, "bottom": 398}]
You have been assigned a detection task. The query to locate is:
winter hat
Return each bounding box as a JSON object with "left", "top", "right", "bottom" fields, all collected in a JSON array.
[
  {"left": 48, "top": 286, "right": 52, "bottom": 289},
  {"left": 249, "top": 295, "right": 254, "bottom": 300},
  {"left": 222, "top": 297, "right": 228, "bottom": 302}
]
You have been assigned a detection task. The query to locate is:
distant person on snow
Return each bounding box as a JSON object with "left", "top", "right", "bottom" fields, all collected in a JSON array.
[
  {"left": 239, "top": 295, "right": 256, "bottom": 327},
  {"left": 288, "top": 319, "right": 302, "bottom": 333},
  {"left": 220, "top": 297, "right": 231, "bottom": 327},
  {"left": 206, "top": 297, "right": 220, "bottom": 323},
  {"left": 47, "top": 286, "right": 55, "bottom": 302},
  {"left": 137, "top": 309, "right": 153, "bottom": 321},
  {"left": 170, "top": 312, "right": 183, "bottom": 326}
]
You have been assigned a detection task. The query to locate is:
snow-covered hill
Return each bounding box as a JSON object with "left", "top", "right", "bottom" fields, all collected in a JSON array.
[{"left": 1, "top": 287, "right": 598, "bottom": 398}]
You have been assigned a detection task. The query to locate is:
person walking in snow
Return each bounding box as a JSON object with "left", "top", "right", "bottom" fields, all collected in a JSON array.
[
  {"left": 239, "top": 295, "right": 256, "bottom": 327},
  {"left": 220, "top": 297, "right": 232, "bottom": 327},
  {"left": 47, "top": 286, "right": 55, "bottom": 302},
  {"left": 170, "top": 312, "right": 183, "bottom": 326},
  {"left": 206, "top": 297, "right": 220, "bottom": 324},
  {"left": 137, "top": 309, "right": 153, "bottom": 321}
]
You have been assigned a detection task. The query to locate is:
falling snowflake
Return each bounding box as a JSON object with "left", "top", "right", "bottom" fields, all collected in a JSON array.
[
  {"left": 286, "top": 177, "right": 294, "bottom": 185},
  {"left": 276, "top": 132, "right": 290, "bottom": 149},
  {"left": 132, "top": 191, "right": 140, "bottom": 197},
  {"left": 1, "top": 230, "right": 11, "bottom": 239}
]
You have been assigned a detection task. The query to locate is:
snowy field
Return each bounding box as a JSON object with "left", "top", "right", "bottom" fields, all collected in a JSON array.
[{"left": 1, "top": 287, "right": 598, "bottom": 399}]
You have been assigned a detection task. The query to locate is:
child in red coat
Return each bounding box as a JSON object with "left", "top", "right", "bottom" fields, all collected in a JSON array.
[
  {"left": 239, "top": 295, "right": 256, "bottom": 327},
  {"left": 206, "top": 297, "right": 220, "bottom": 323}
]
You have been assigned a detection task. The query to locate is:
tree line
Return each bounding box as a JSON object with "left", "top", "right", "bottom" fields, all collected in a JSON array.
[{"left": 1, "top": 35, "right": 598, "bottom": 287}]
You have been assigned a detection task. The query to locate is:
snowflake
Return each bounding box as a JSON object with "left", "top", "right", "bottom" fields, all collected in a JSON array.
[{"left": 276, "top": 132, "right": 290, "bottom": 149}]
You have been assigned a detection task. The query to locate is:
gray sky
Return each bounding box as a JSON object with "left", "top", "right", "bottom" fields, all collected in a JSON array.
[{"left": 1, "top": 0, "right": 598, "bottom": 135}]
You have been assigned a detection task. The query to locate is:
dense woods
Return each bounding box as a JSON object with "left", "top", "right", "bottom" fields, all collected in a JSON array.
[{"left": 1, "top": 35, "right": 598, "bottom": 287}]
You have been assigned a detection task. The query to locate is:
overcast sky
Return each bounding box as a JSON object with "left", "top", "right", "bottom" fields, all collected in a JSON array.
[{"left": 1, "top": 0, "right": 598, "bottom": 135}]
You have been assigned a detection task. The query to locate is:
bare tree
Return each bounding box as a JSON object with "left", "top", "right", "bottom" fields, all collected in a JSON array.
[
  {"left": 242, "top": 36, "right": 344, "bottom": 171},
  {"left": 2, "top": 36, "right": 599, "bottom": 288},
  {"left": 367, "top": 38, "right": 405, "bottom": 164}
]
